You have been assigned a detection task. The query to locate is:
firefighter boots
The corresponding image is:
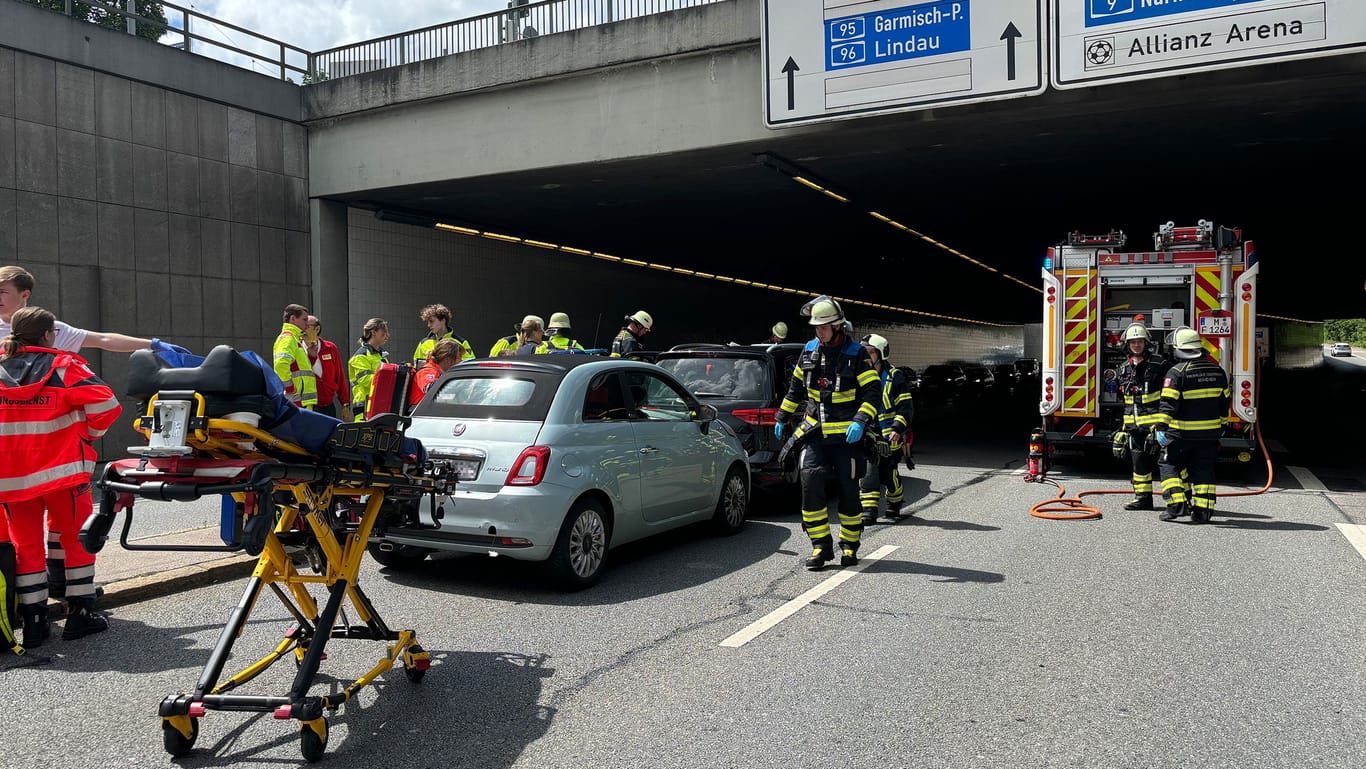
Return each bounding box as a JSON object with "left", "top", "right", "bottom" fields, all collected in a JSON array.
[
  {"left": 860, "top": 511, "right": 878, "bottom": 526},
  {"left": 1191, "top": 506, "right": 1213, "bottom": 524},
  {"left": 804, "top": 539, "right": 834, "bottom": 571},
  {"left": 884, "top": 504, "right": 904, "bottom": 521},
  {"left": 1158, "top": 503, "right": 1188, "bottom": 522},
  {"left": 21, "top": 604, "right": 49, "bottom": 649},
  {"left": 1123, "top": 495, "right": 1154, "bottom": 511},
  {"left": 62, "top": 597, "right": 109, "bottom": 641},
  {"left": 840, "top": 548, "right": 859, "bottom": 567}
]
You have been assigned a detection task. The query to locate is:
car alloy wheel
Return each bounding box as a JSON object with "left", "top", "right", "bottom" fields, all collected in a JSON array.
[
  {"left": 712, "top": 466, "right": 748, "bottom": 535},
  {"left": 567, "top": 506, "right": 607, "bottom": 579}
]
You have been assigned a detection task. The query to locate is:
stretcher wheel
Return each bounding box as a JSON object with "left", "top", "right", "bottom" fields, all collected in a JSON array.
[
  {"left": 300, "top": 718, "right": 328, "bottom": 763},
  {"left": 161, "top": 716, "right": 199, "bottom": 757},
  {"left": 403, "top": 644, "right": 429, "bottom": 683}
]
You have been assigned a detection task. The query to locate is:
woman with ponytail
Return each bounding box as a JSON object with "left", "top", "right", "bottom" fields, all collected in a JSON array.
[{"left": 0, "top": 307, "right": 122, "bottom": 648}]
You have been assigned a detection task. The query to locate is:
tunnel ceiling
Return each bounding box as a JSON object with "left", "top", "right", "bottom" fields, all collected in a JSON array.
[{"left": 335, "top": 55, "right": 1366, "bottom": 326}]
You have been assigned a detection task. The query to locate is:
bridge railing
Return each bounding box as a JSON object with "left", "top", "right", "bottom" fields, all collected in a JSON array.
[
  {"left": 19, "top": 0, "right": 311, "bottom": 81},
  {"left": 309, "top": 0, "right": 729, "bottom": 80}
]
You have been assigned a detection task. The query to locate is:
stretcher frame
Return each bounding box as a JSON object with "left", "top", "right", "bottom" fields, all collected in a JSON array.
[{"left": 80, "top": 390, "right": 455, "bottom": 763}]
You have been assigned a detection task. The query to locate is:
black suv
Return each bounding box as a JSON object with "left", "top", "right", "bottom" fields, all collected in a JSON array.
[{"left": 655, "top": 343, "right": 805, "bottom": 493}]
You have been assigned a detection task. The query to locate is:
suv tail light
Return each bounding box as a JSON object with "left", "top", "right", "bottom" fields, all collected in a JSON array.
[
  {"left": 506, "top": 446, "right": 551, "bottom": 486},
  {"left": 732, "top": 408, "right": 780, "bottom": 427}
]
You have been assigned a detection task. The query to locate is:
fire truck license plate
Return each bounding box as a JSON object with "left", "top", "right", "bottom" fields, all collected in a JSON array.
[{"left": 1199, "top": 315, "right": 1233, "bottom": 337}]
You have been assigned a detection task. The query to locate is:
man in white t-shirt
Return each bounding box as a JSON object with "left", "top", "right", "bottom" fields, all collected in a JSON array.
[{"left": 0, "top": 266, "right": 154, "bottom": 353}]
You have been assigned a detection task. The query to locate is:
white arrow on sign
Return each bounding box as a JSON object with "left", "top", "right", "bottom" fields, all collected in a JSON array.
[
  {"left": 1051, "top": 0, "right": 1366, "bottom": 89},
  {"left": 763, "top": 0, "right": 1046, "bottom": 128}
]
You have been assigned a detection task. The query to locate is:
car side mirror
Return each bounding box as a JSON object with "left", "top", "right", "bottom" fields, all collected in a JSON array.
[{"left": 696, "top": 403, "right": 718, "bottom": 432}]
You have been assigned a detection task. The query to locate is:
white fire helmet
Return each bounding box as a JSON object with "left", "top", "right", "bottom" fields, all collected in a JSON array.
[
  {"left": 548, "top": 312, "right": 571, "bottom": 332},
  {"left": 771, "top": 321, "right": 788, "bottom": 340},
  {"left": 862, "top": 333, "right": 889, "bottom": 358},
  {"left": 626, "top": 310, "right": 654, "bottom": 330},
  {"left": 803, "top": 296, "right": 844, "bottom": 326},
  {"left": 1169, "top": 327, "right": 1204, "bottom": 359}
]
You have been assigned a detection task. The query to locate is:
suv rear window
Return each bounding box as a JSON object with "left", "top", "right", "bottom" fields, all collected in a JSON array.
[
  {"left": 657, "top": 356, "right": 769, "bottom": 399},
  {"left": 413, "top": 370, "right": 559, "bottom": 421}
]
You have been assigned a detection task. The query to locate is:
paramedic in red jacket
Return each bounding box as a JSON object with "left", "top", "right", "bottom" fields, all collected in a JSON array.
[
  {"left": 0, "top": 307, "right": 122, "bottom": 648},
  {"left": 305, "top": 315, "right": 352, "bottom": 421},
  {"left": 409, "top": 338, "right": 463, "bottom": 407}
]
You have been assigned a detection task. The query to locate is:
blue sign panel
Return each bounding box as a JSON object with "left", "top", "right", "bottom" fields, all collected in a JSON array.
[
  {"left": 1086, "top": 0, "right": 1269, "bottom": 28},
  {"left": 826, "top": 1, "right": 973, "bottom": 70}
]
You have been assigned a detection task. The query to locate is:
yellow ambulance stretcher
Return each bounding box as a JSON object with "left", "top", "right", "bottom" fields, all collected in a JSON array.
[{"left": 79, "top": 345, "right": 455, "bottom": 763}]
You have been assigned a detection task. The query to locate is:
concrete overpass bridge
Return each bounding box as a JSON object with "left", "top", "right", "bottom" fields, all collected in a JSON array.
[
  {"left": 301, "top": 0, "right": 1366, "bottom": 330},
  {"left": 3, "top": 0, "right": 1362, "bottom": 454}
]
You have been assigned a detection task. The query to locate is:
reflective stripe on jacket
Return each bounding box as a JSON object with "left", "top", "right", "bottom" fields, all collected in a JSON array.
[
  {"left": 0, "top": 347, "right": 122, "bottom": 501},
  {"left": 610, "top": 328, "right": 642, "bottom": 358},
  {"left": 541, "top": 334, "right": 585, "bottom": 353},
  {"left": 778, "top": 337, "right": 879, "bottom": 439},
  {"left": 1117, "top": 352, "right": 1169, "bottom": 429},
  {"left": 875, "top": 364, "right": 914, "bottom": 447},
  {"left": 273, "top": 323, "right": 317, "bottom": 408},
  {"left": 1157, "top": 357, "right": 1230, "bottom": 440},
  {"left": 348, "top": 344, "right": 387, "bottom": 422},
  {"left": 414, "top": 331, "right": 474, "bottom": 365}
]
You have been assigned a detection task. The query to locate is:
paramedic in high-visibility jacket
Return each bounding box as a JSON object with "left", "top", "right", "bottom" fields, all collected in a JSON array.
[
  {"left": 774, "top": 296, "right": 880, "bottom": 571},
  {"left": 412, "top": 303, "right": 474, "bottom": 365},
  {"left": 1153, "top": 327, "right": 1230, "bottom": 524},
  {"left": 0, "top": 307, "right": 122, "bottom": 648},
  {"left": 273, "top": 303, "right": 318, "bottom": 410},
  {"left": 857, "top": 333, "right": 914, "bottom": 525},
  {"left": 348, "top": 317, "right": 390, "bottom": 422}
]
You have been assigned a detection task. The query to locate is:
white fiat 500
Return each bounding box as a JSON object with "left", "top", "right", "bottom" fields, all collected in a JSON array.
[{"left": 370, "top": 356, "right": 750, "bottom": 590}]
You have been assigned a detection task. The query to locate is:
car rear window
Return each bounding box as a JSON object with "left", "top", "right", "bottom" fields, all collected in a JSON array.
[
  {"left": 657, "top": 356, "right": 769, "bottom": 399},
  {"left": 412, "top": 370, "right": 559, "bottom": 421}
]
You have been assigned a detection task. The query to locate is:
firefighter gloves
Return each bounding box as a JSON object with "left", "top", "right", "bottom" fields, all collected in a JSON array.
[
  {"left": 845, "top": 422, "right": 865, "bottom": 444},
  {"left": 1111, "top": 431, "right": 1130, "bottom": 459},
  {"left": 774, "top": 421, "right": 785, "bottom": 441},
  {"left": 1155, "top": 430, "right": 1171, "bottom": 447}
]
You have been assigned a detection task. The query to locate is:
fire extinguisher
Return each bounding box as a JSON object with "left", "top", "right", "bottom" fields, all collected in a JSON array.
[{"left": 1025, "top": 428, "right": 1046, "bottom": 482}]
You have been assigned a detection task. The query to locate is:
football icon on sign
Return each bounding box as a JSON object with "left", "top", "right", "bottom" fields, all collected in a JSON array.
[{"left": 1085, "top": 38, "right": 1116, "bottom": 68}]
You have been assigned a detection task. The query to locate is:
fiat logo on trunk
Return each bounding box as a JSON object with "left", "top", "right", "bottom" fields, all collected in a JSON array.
[{"left": 451, "top": 423, "right": 467, "bottom": 436}]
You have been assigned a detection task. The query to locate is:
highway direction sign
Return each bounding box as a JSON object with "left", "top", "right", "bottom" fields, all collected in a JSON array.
[
  {"left": 763, "top": 0, "right": 1045, "bottom": 128},
  {"left": 1052, "top": 0, "right": 1366, "bottom": 89}
]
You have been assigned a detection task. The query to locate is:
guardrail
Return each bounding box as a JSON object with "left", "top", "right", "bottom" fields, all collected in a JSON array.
[
  {"left": 21, "top": 0, "right": 310, "bottom": 81},
  {"left": 310, "top": 0, "right": 729, "bottom": 80},
  {"left": 19, "top": 0, "right": 727, "bottom": 82}
]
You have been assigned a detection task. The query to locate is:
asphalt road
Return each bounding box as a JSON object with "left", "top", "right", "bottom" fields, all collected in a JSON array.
[{"left": 6, "top": 415, "right": 1365, "bottom": 769}]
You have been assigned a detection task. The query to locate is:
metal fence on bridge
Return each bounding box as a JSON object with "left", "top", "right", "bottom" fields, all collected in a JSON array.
[{"left": 309, "top": 0, "right": 729, "bottom": 80}]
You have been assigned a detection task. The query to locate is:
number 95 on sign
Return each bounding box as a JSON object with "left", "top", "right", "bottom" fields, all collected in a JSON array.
[{"left": 829, "top": 18, "right": 867, "bottom": 67}]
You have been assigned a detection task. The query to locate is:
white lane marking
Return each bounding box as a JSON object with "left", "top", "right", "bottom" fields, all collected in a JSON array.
[
  {"left": 720, "top": 545, "right": 898, "bottom": 648},
  {"left": 1336, "top": 524, "right": 1366, "bottom": 562},
  {"left": 1286, "top": 466, "right": 1328, "bottom": 491}
]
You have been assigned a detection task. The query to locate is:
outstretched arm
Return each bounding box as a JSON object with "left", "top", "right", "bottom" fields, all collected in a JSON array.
[{"left": 82, "top": 331, "right": 152, "bottom": 352}]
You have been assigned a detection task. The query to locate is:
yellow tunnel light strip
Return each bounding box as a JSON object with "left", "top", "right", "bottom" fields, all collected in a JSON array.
[
  {"left": 1260, "top": 312, "right": 1318, "bottom": 324},
  {"left": 431, "top": 220, "right": 1009, "bottom": 327},
  {"left": 822, "top": 189, "right": 849, "bottom": 203},
  {"left": 436, "top": 223, "right": 479, "bottom": 236}
]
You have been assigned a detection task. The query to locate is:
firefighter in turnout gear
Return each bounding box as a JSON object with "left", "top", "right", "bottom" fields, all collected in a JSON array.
[
  {"left": 858, "top": 334, "right": 914, "bottom": 524},
  {"left": 610, "top": 310, "right": 653, "bottom": 357},
  {"left": 1154, "top": 327, "right": 1230, "bottom": 523},
  {"left": 1113, "top": 322, "right": 1170, "bottom": 511},
  {"left": 774, "top": 296, "right": 880, "bottom": 570}
]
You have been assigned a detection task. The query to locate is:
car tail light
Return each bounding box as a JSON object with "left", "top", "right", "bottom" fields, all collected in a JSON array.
[
  {"left": 506, "top": 446, "right": 551, "bottom": 486},
  {"left": 732, "top": 408, "right": 780, "bottom": 426}
]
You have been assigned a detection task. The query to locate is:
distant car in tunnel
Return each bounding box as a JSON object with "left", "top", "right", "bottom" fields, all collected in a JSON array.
[
  {"left": 1331, "top": 343, "right": 1353, "bottom": 357},
  {"left": 919, "top": 364, "right": 967, "bottom": 404}
]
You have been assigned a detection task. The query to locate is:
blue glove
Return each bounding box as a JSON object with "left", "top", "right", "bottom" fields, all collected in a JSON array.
[
  {"left": 845, "top": 421, "right": 865, "bottom": 444},
  {"left": 150, "top": 337, "right": 192, "bottom": 356},
  {"left": 774, "top": 421, "right": 785, "bottom": 441},
  {"left": 1155, "top": 430, "right": 1171, "bottom": 447}
]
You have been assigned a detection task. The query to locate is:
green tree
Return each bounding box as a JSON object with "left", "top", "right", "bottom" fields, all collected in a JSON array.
[{"left": 25, "top": 1, "right": 169, "bottom": 43}]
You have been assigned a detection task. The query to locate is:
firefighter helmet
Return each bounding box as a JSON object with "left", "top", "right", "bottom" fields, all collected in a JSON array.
[
  {"left": 861, "top": 333, "right": 889, "bottom": 358},
  {"left": 801, "top": 295, "right": 844, "bottom": 326},
  {"left": 1170, "top": 327, "right": 1204, "bottom": 359},
  {"left": 521, "top": 314, "right": 544, "bottom": 330},
  {"left": 771, "top": 321, "right": 788, "bottom": 340},
  {"left": 625, "top": 310, "right": 654, "bottom": 330},
  {"left": 548, "top": 312, "right": 571, "bottom": 332},
  {"left": 1123, "top": 323, "right": 1151, "bottom": 343}
]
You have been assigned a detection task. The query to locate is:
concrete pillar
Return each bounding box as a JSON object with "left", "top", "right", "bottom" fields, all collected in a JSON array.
[{"left": 310, "top": 198, "right": 348, "bottom": 328}]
